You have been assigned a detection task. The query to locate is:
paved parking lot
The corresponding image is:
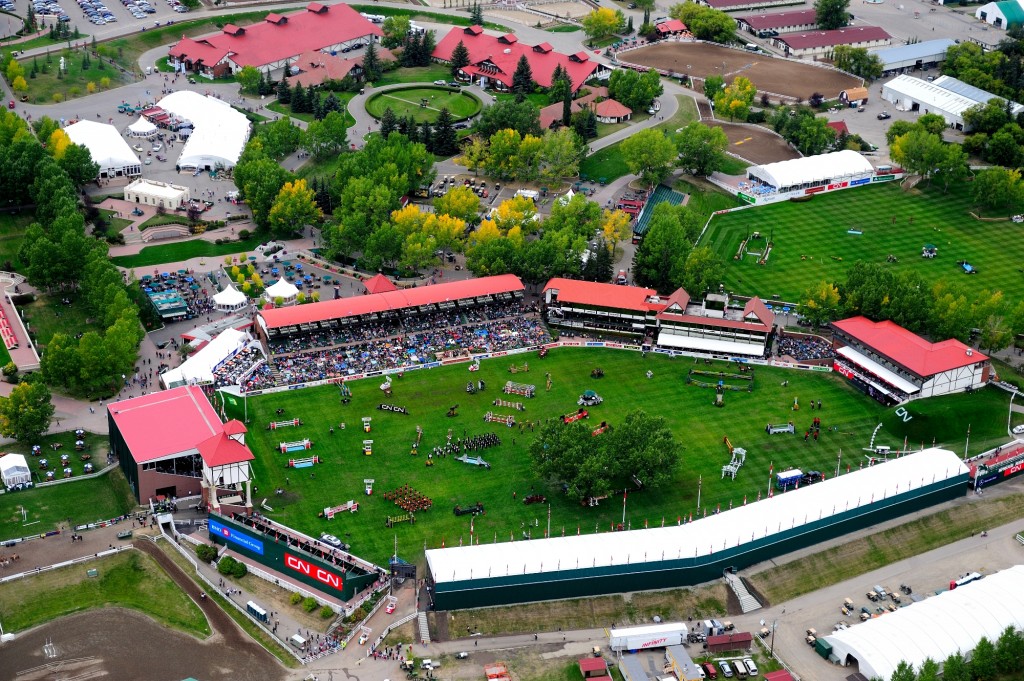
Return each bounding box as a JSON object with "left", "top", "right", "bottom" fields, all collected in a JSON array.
[{"left": 7, "top": 0, "right": 190, "bottom": 43}]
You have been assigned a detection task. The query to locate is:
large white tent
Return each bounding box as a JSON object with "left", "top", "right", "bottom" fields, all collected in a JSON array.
[
  {"left": 213, "top": 284, "right": 249, "bottom": 312},
  {"left": 64, "top": 120, "right": 142, "bottom": 179},
  {"left": 157, "top": 91, "right": 251, "bottom": 170},
  {"left": 748, "top": 150, "right": 874, "bottom": 192},
  {"left": 825, "top": 564, "right": 1024, "bottom": 680},
  {"left": 161, "top": 328, "right": 250, "bottom": 388},
  {"left": 264, "top": 278, "right": 300, "bottom": 306},
  {"left": 128, "top": 117, "right": 158, "bottom": 138},
  {"left": 1, "top": 453, "right": 32, "bottom": 488}
]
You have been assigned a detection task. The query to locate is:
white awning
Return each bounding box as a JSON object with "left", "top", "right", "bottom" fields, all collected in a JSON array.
[
  {"left": 837, "top": 345, "right": 920, "bottom": 394},
  {"left": 161, "top": 328, "right": 250, "bottom": 387},
  {"left": 265, "top": 278, "right": 299, "bottom": 300},
  {"left": 1, "top": 453, "right": 31, "bottom": 486},
  {"left": 128, "top": 117, "right": 158, "bottom": 137},
  {"left": 213, "top": 284, "right": 247, "bottom": 308},
  {"left": 657, "top": 333, "right": 764, "bottom": 357}
]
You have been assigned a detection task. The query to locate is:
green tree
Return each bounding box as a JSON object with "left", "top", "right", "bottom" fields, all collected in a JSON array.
[
  {"left": 432, "top": 108, "right": 459, "bottom": 157},
  {"left": 792, "top": 115, "right": 837, "bottom": 155},
  {"left": 236, "top": 158, "right": 294, "bottom": 230},
  {"left": 713, "top": 76, "right": 756, "bottom": 121},
  {"left": 621, "top": 128, "right": 678, "bottom": 188},
  {"left": 237, "top": 65, "right": 262, "bottom": 94},
  {"left": 450, "top": 40, "right": 470, "bottom": 80},
  {"left": 916, "top": 658, "right": 939, "bottom": 681},
  {"left": 889, "top": 661, "right": 916, "bottom": 681},
  {"left": 942, "top": 653, "right": 970, "bottom": 681},
  {"left": 917, "top": 112, "right": 948, "bottom": 136},
  {"left": 703, "top": 74, "right": 725, "bottom": 101},
  {"left": 540, "top": 127, "right": 582, "bottom": 181},
  {"left": 380, "top": 107, "right": 398, "bottom": 138},
  {"left": 58, "top": 142, "right": 99, "bottom": 186},
  {"left": 548, "top": 64, "right": 573, "bottom": 107},
  {"left": 0, "top": 380, "right": 54, "bottom": 442},
  {"left": 932, "top": 143, "right": 968, "bottom": 193},
  {"left": 971, "top": 166, "right": 1024, "bottom": 210},
  {"left": 681, "top": 246, "right": 723, "bottom": 296},
  {"left": 434, "top": 184, "right": 480, "bottom": 224},
  {"left": 304, "top": 110, "right": 348, "bottom": 160},
  {"left": 608, "top": 68, "right": 663, "bottom": 112},
  {"left": 363, "top": 39, "right": 382, "bottom": 82},
  {"left": 669, "top": 3, "right": 735, "bottom": 43},
  {"left": 971, "top": 637, "right": 998, "bottom": 681},
  {"left": 363, "top": 223, "right": 405, "bottom": 271},
  {"left": 276, "top": 72, "right": 291, "bottom": 104},
  {"left": 511, "top": 55, "right": 534, "bottom": 96},
  {"left": 470, "top": 1, "right": 484, "bottom": 26},
  {"left": 257, "top": 117, "right": 304, "bottom": 159},
  {"left": 477, "top": 98, "right": 542, "bottom": 137},
  {"left": 381, "top": 16, "right": 411, "bottom": 49},
  {"left": 802, "top": 280, "right": 842, "bottom": 327},
  {"left": 40, "top": 333, "right": 81, "bottom": 391},
  {"left": 675, "top": 121, "right": 728, "bottom": 176},
  {"left": 831, "top": 45, "right": 882, "bottom": 79},
  {"left": 268, "top": 179, "right": 323, "bottom": 239},
  {"left": 631, "top": 202, "right": 693, "bottom": 292},
  {"left": 582, "top": 7, "right": 624, "bottom": 42},
  {"left": 963, "top": 99, "right": 1013, "bottom": 135},
  {"left": 814, "top": 0, "right": 850, "bottom": 29},
  {"left": 995, "top": 626, "right": 1024, "bottom": 675},
  {"left": 930, "top": 281, "right": 973, "bottom": 342}
]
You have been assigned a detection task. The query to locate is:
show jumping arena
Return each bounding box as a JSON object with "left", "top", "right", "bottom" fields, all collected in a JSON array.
[{"left": 620, "top": 42, "right": 862, "bottom": 100}]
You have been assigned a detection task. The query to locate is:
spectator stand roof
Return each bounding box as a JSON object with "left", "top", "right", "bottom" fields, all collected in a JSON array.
[
  {"left": 544, "top": 278, "right": 660, "bottom": 314},
  {"left": 64, "top": 120, "right": 139, "bottom": 171},
  {"left": 825, "top": 564, "right": 1024, "bottom": 681},
  {"left": 259, "top": 274, "right": 525, "bottom": 330},
  {"left": 868, "top": 39, "right": 957, "bottom": 70},
  {"left": 108, "top": 385, "right": 225, "bottom": 463},
  {"left": 747, "top": 150, "right": 873, "bottom": 190},
  {"left": 832, "top": 316, "right": 988, "bottom": 378},
  {"left": 161, "top": 328, "right": 251, "bottom": 388},
  {"left": 157, "top": 91, "right": 251, "bottom": 169},
  {"left": 426, "top": 448, "right": 967, "bottom": 585},
  {"left": 633, "top": 185, "right": 687, "bottom": 237}
]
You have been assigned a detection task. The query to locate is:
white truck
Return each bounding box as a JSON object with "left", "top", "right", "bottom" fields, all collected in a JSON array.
[{"left": 609, "top": 623, "right": 689, "bottom": 652}]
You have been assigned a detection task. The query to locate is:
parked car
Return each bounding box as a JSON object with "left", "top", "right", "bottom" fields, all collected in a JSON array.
[
  {"left": 434, "top": 79, "right": 447, "bottom": 85},
  {"left": 877, "top": 111, "right": 891, "bottom": 120},
  {"left": 319, "top": 532, "right": 344, "bottom": 548},
  {"left": 385, "top": 602, "right": 396, "bottom": 614},
  {"left": 358, "top": 632, "right": 369, "bottom": 645}
]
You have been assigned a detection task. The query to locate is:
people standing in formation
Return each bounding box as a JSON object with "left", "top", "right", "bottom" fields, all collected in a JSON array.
[{"left": 432, "top": 433, "right": 501, "bottom": 458}]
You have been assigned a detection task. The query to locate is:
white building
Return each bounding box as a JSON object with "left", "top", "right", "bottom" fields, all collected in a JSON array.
[
  {"left": 825, "top": 565, "right": 1024, "bottom": 680},
  {"left": 1, "top": 453, "right": 31, "bottom": 489},
  {"left": 868, "top": 39, "right": 957, "bottom": 75},
  {"left": 975, "top": 0, "right": 1024, "bottom": 28},
  {"left": 747, "top": 149, "right": 875, "bottom": 194},
  {"left": 124, "top": 178, "right": 190, "bottom": 210},
  {"left": 63, "top": 120, "right": 141, "bottom": 179},
  {"left": 156, "top": 91, "right": 251, "bottom": 170},
  {"left": 127, "top": 117, "right": 158, "bottom": 138},
  {"left": 881, "top": 74, "right": 1024, "bottom": 131}
]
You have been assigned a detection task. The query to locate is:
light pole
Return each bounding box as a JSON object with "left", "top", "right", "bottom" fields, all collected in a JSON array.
[{"left": 769, "top": 618, "right": 779, "bottom": 658}]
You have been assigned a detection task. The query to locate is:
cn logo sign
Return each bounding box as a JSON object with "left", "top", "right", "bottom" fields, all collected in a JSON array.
[
  {"left": 894, "top": 407, "right": 913, "bottom": 423},
  {"left": 284, "top": 553, "right": 343, "bottom": 591}
]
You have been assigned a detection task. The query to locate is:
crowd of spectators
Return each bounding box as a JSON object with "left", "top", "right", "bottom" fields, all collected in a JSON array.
[
  {"left": 244, "top": 302, "right": 549, "bottom": 390},
  {"left": 777, "top": 335, "right": 835, "bottom": 362},
  {"left": 212, "top": 347, "right": 266, "bottom": 388}
]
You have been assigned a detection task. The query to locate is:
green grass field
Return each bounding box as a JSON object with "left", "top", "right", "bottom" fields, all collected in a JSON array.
[
  {"left": 12, "top": 48, "right": 130, "bottom": 104},
  {"left": 703, "top": 181, "right": 1024, "bottom": 302},
  {"left": 18, "top": 292, "right": 108, "bottom": 351},
  {"left": 366, "top": 86, "right": 481, "bottom": 123},
  {"left": 224, "top": 348, "right": 1011, "bottom": 568},
  {"left": 110, "top": 235, "right": 263, "bottom": 268},
  {"left": 0, "top": 468, "right": 136, "bottom": 541},
  {"left": 0, "top": 550, "right": 210, "bottom": 636}
]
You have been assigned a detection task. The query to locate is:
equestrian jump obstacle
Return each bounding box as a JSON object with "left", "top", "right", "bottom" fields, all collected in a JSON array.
[
  {"left": 484, "top": 411, "right": 516, "bottom": 426},
  {"left": 563, "top": 408, "right": 589, "bottom": 424},
  {"left": 364, "top": 478, "right": 375, "bottom": 495},
  {"left": 323, "top": 500, "right": 359, "bottom": 518},
  {"left": 386, "top": 513, "right": 415, "bottom": 527},
  {"left": 766, "top": 422, "right": 795, "bottom": 435},
  {"left": 592, "top": 421, "right": 609, "bottom": 436},
  {"left": 508, "top": 362, "right": 529, "bottom": 373},
  {"left": 504, "top": 381, "right": 536, "bottom": 397},
  {"left": 722, "top": 441, "right": 747, "bottom": 480},
  {"left": 362, "top": 417, "right": 372, "bottom": 433},
  {"left": 456, "top": 454, "right": 491, "bottom": 469},
  {"left": 287, "top": 455, "right": 320, "bottom": 469},
  {"left": 280, "top": 439, "right": 312, "bottom": 453},
  {"left": 493, "top": 398, "right": 525, "bottom": 411},
  {"left": 687, "top": 369, "right": 754, "bottom": 393},
  {"left": 363, "top": 439, "right": 373, "bottom": 456},
  {"left": 268, "top": 418, "right": 302, "bottom": 430}
]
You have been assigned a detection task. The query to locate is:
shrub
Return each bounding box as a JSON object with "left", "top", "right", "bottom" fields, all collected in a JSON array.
[
  {"left": 289, "top": 591, "right": 303, "bottom": 605},
  {"left": 238, "top": 229, "right": 251, "bottom": 240},
  {"left": 196, "top": 543, "right": 218, "bottom": 562},
  {"left": 217, "top": 555, "right": 237, "bottom": 575},
  {"left": 303, "top": 596, "right": 319, "bottom": 613},
  {"left": 320, "top": 606, "right": 335, "bottom": 619},
  {"left": 230, "top": 559, "right": 248, "bottom": 578},
  {"left": 3, "top": 362, "right": 19, "bottom": 382}
]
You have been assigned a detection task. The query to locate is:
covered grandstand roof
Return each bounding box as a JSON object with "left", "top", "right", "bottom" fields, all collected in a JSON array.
[
  {"left": 633, "top": 185, "right": 687, "bottom": 236},
  {"left": 426, "top": 448, "right": 967, "bottom": 584},
  {"left": 157, "top": 91, "right": 250, "bottom": 168},
  {"left": 260, "top": 274, "right": 524, "bottom": 329},
  {"left": 748, "top": 150, "right": 873, "bottom": 190},
  {"left": 108, "top": 386, "right": 224, "bottom": 463},
  {"left": 545, "top": 278, "right": 659, "bottom": 312},
  {"left": 832, "top": 316, "right": 988, "bottom": 377},
  {"left": 825, "top": 564, "right": 1024, "bottom": 681},
  {"left": 161, "top": 328, "right": 250, "bottom": 388}
]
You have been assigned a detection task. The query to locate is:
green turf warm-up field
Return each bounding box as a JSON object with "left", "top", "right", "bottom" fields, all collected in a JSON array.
[
  {"left": 365, "top": 86, "right": 482, "bottom": 123},
  {"left": 703, "top": 182, "right": 1024, "bottom": 303},
  {"left": 225, "top": 348, "right": 1013, "bottom": 567}
]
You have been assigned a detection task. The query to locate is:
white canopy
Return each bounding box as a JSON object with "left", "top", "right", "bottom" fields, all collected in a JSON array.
[
  {"left": 64, "top": 120, "right": 139, "bottom": 173},
  {"left": 213, "top": 283, "right": 248, "bottom": 311},
  {"left": 1, "top": 453, "right": 31, "bottom": 487},
  {"left": 748, "top": 149, "right": 873, "bottom": 191},
  {"left": 128, "top": 117, "right": 158, "bottom": 137},
  {"left": 825, "top": 564, "right": 1024, "bottom": 680},
  {"left": 161, "top": 328, "right": 250, "bottom": 388},
  {"left": 157, "top": 91, "right": 251, "bottom": 169},
  {"left": 265, "top": 278, "right": 299, "bottom": 303}
]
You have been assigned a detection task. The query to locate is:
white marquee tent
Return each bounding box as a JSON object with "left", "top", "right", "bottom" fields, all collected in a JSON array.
[
  {"left": 157, "top": 91, "right": 251, "bottom": 170},
  {"left": 1, "top": 453, "right": 32, "bottom": 488},
  {"left": 264, "top": 278, "right": 300, "bottom": 306},
  {"left": 213, "top": 284, "right": 249, "bottom": 312},
  {"left": 128, "top": 117, "right": 158, "bottom": 138},
  {"left": 747, "top": 149, "right": 874, "bottom": 192},
  {"left": 160, "top": 328, "right": 251, "bottom": 388},
  {"left": 825, "top": 564, "right": 1024, "bottom": 680},
  {"left": 64, "top": 120, "right": 142, "bottom": 179}
]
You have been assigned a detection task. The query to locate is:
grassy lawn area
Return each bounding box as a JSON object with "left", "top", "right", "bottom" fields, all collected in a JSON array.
[
  {"left": 97, "top": 208, "right": 133, "bottom": 239},
  {"left": 702, "top": 181, "right": 1024, "bottom": 303},
  {"left": 1, "top": 31, "right": 89, "bottom": 52},
  {"left": 139, "top": 213, "right": 190, "bottom": 230},
  {"left": 0, "top": 467, "right": 135, "bottom": 541},
  {"left": 0, "top": 210, "right": 33, "bottom": 270},
  {"left": 719, "top": 154, "right": 751, "bottom": 176},
  {"left": 221, "top": 348, "right": 1012, "bottom": 569},
  {"left": 349, "top": 4, "right": 509, "bottom": 31},
  {"left": 12, "top": 48, "right": 131, "bottom": 105},
  {"left": 749, "top": 490, "right": 1024, "bottom": 603},
  {"left": 17, "top": 292, "right": 107, "bottom": 351},
  {"left": 366, "top": 86, "right": 481, "bottom": 123},
  {"left": 546, "top": 24, "right": 582, "bottom": 33},
  {"left": 375, "top": 64, "right": 452, "bottom": 87},
  {"left": 0, "top": 549, "right": 210, "bottom": 636},
  {"left": 674, "top": 178, "right": 742, "bottom": 222},
  {"left": 110, "top": 235, "right": 263, "bottom": 268}
]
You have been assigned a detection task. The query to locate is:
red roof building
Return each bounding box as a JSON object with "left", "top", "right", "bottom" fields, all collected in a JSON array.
[
  {"left": 538, "top": 86, "right": 632, "bottom": 129},
  {"left": 655, "top": 19, "right": 688, "bottom": 34},
  {"left": 363, "top": 273, "right": 399, "bottom": 295},
  {"left": 579, "top": 657, "right": 611, "bottom": 681},
  {"left": 827, "top": 120, "right": 850, "bottom": 136},
  {"left": 108, "top": 386, "right": 255, "bottom": 510},
  {"left": 259, "top": 274, "right": 525, "bottom": 336},
  {"left": 736, "top": 9, "right": 817, "bottom": 34},
  {"left": 763, "top": 671, "right": 795, "bottom": 681},
  {"left": 432, "top": 25, "right": 603, "bottom": 92},
  {"left": 168, "top": 3, "right": 382, "bottom": 78},
  {"left": 831, "top": 316, "right": 990, "bottom": 404},
  {"left": 775, "top": 26, "right": 891, "bottom": 57},
  {"left": 288, "top": 47, "right": 396, "bottom": 88}
]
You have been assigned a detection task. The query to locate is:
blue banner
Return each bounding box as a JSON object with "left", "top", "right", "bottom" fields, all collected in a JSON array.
[{"left": 209, "top": 518, "right": 265, "bottom": 555}]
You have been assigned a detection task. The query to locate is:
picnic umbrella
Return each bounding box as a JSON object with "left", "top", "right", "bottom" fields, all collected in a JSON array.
[
  {"left": 271, "top": 268, "right": 279, "bottom": 275},
  {"left": 161, "top": 272, "right": 170, "bottom": 278},
  {"left": 583, "top": 389, "right": 597, "bottom": 398},
  {"left": 248, "top": 256, "right": 257, "bottom": 261},
  {"left": 765, "top": 304, "right": 773, "bottom": 310},
  {"left": 782, "top": 306, "right": 791, "bottom": 313},
  {"left": 178, "top": 269, "right": 187, "bottom": 275},
  {"left": 295, "top": 263, "right": 303, "bottom": 270},
  {"left": 185, "top": 277, "right": 194, "bottom": 282}
]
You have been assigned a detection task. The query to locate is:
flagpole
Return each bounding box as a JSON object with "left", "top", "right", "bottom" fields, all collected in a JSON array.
[
  {"left": 621, "top": 488, "right": 627, "bottom": 525},
  {"left": 836, "top": 448, "right": 841, "bottom": 478},
  {"left": 696, "top": 475, "right": 702, "bottom": 515},
  {"left": 547, "top": 503, "right": 551, "bottom": 538},
  {"left": 964, "top": 424, "right": 971, "bottom": 461}
]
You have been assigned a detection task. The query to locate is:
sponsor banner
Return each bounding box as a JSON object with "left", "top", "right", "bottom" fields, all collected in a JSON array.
[
  {"left": 209, "top": 518, "right": 264, "bottom": 555},
  {"left": 1003, "top": 461, "right": 1024, "bottom": 478},
  {"left": 850, "top": 177, "right": 871, "bottom": 187},
  {"left": 585, "top": 342, "right": 605, "bottom": 347},
  {"left": 285, "top": 552, "right": 344, "bottom": 591},
  {"left": 491, "top": 351, "right": 508, "bottom": 358},
  {"left": 366, "top": 371, "right": 382, "bottom": 378},
  {"left": 738, "top": 192, "right": 755, "bottom": 204},
  {"left": 871, "top": 174, "right": 896, "bottom": 182},
  {"left": 804, "top": 186, "right": 824, "bottom": 195},
  {"left": 378, "top": 404, "right": 408, "bottom": 414},
  {"left": 827, "top": 181, "right": 849, "bottom": 191}
]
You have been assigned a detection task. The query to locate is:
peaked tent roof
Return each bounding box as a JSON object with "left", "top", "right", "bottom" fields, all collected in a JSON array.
[
  {"left": 993, "top": 0, "right": 1024, "bottom": 26},
  {"left": 364, "top": 273, "right": 399, "bottom": 294},
  {"left": 213, "top": 283, "right": 247, "bottom": 307},
  {"left": 128, "top": 117, "right": 158, "bottom": 135},
  {"left": 157, "top": 90, "right": 251, "bottom": 168},
  {"left": 831, "top": 316, "right": 988, "bottom": 377},
  {"left": 64, "top": 120, "right": 138, "bottom": 170},
  {"left": 749, "top": 150, "right": 873, "bottom": 189},
  {"left": 160, "top": 328, "right": 251, "bottom": 387},
  {"left": 265, "top": 278, "right": 300, "bottom": 299},
  {"left": 0, "top": 453, "right": 30, "bottom": 481}
]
